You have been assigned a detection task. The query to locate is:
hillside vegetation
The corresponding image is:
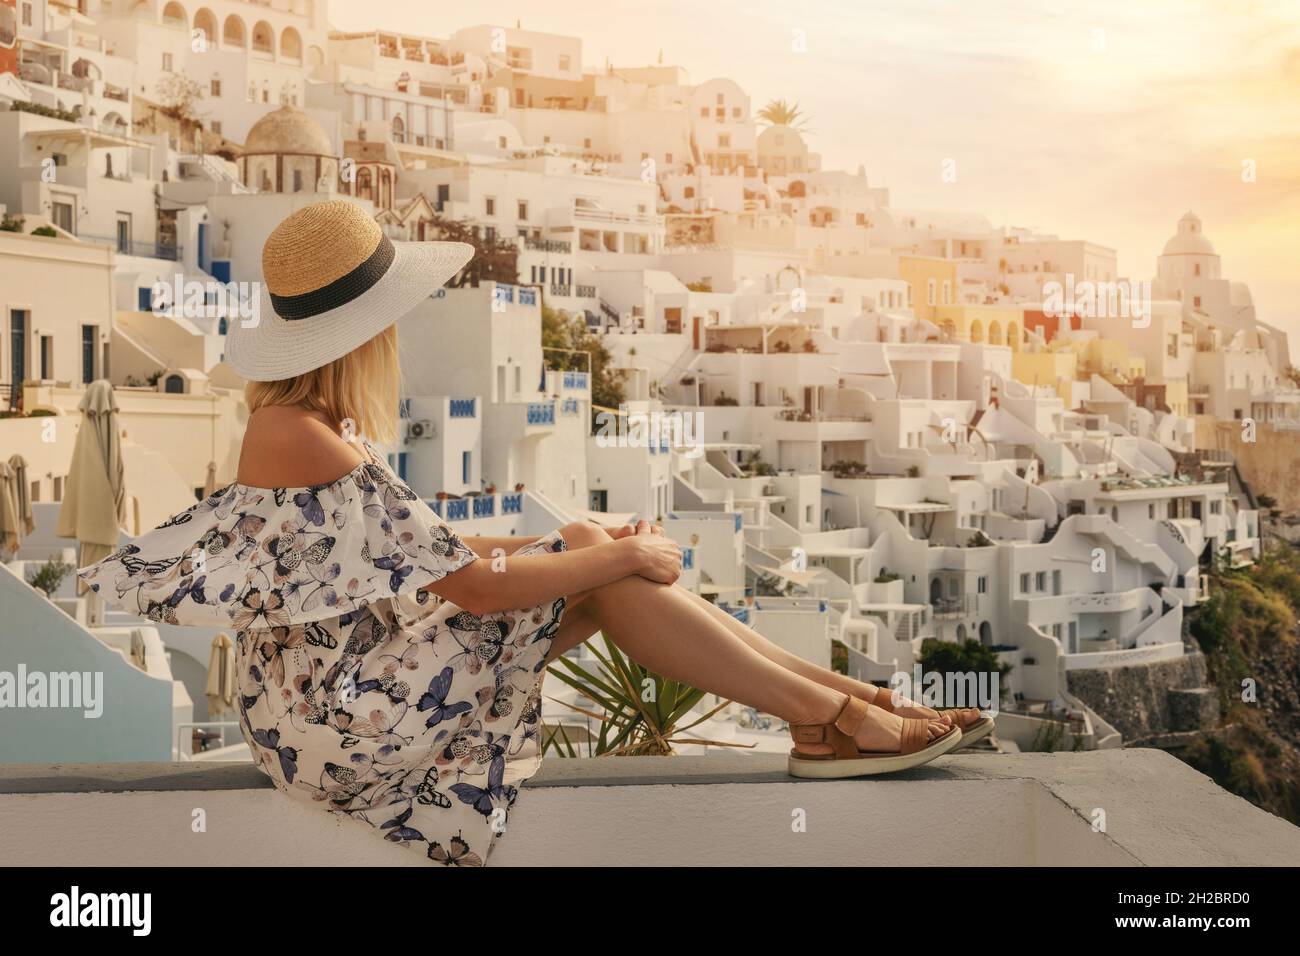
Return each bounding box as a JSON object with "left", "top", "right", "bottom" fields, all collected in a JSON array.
[{"left": 1184, "top": 545, "right": 1300, "bottom": 824}]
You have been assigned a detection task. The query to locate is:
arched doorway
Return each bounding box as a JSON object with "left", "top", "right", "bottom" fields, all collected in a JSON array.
[{"left": 978, "top": 621, "right": 993, "bottom": 646}]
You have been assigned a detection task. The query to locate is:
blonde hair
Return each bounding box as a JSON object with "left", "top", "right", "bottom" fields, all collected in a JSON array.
[{"left": 245, "top": 325, "right": 401, "bottom": 443}]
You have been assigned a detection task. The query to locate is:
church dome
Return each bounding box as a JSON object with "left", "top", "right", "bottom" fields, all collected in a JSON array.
[
  {"left": 1161, "top": 210, "right": 1216, "bottom": 256},
  {"left": 243, "top": 105, "right": 333, "bottom": 157}
]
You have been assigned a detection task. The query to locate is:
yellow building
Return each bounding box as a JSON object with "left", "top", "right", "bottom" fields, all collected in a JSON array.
[
  {"left": 932, "top": 303, "right": 1024, "bottom": 351},
  {"left": 1012, "top": 348, "right": 1078, "bottom": 401},
  {"left": 898, "top": 255, "right": 959, "bottom": 323}
]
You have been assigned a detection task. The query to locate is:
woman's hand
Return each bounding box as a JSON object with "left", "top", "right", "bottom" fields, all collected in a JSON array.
[
  {"left": 622, "top": 525, "right": 682, "bottom": 585},
  {"left": 608, "top": 519, "right": 665, "bottom": 540}
]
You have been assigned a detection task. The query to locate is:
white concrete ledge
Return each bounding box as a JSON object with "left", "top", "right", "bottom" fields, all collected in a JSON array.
[{"left": 2, "top": 750, "right": 1298, "bottom": 866}]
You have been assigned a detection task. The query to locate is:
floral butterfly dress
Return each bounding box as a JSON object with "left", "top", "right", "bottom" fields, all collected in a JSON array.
[{"left": 79, "top": 444, "right": 567, "bottom": 867}]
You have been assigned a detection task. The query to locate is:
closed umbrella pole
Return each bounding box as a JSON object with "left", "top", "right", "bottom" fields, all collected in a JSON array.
[{"left": 202, "top": 460, "right": 218, "bottom": 499}]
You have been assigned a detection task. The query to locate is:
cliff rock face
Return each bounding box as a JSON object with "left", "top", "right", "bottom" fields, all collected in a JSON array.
[{"left": 1066, "top": 651, "right": 1213, "bottom": 740}]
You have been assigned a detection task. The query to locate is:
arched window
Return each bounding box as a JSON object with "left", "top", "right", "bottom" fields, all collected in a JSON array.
[
  {"left": 987, "top": 320, "right": 1002, "bottom": 345},
  {"left": 251, "top": 20, "right": 275, "bottom": 58},
  {"left": 969, "top": 320, "right": 984, "bottom": 344},
  {"left": 391, "top": 114, "right": 405, "bottom": 141},
  {"left": 357, "top": 167, "right": 373, "bottom": 201},
  {"left": 223, "top": 15, "right": 246, "bottom": 48},
  {"left": 926, "top": 278, "right": 937, "bottom": 306},
  {"left": 161, "top": 2, "right": 186, "bottom": 29},
  {"left": 1006, "top": 322, "right": 1019, "bottom": 352},
  {"left": 164, "top": 374, "right": 185, "bottom": 394},
  {"left": 194, "top": 8, "right": 218, "bottom": 46},
  {"left": 281, "top": 26, "right": 303, "bottom": 62}
]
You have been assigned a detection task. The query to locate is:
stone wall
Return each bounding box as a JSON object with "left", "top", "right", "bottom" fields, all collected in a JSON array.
[
  {"left": 1066, "top": 650, "right": 1215, "bottom": 740},
  {"left": 1195, "top": 416, "right": 1300, "bottom": 512}
]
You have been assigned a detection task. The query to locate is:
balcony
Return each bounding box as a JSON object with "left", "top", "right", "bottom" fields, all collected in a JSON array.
[
  {"left": 526, "top": 401, "right": 556, "bottom": 427},
  {"left": 932, "top": 595, "right": 978, "bottom": 619},
  {"left": 522, "top": 236, "right": 571, "bottom": 254},
  {"left": 562, "top": 371, "right": 589, "bottom": 391},
  {"left": 4, "top": 750, "right": 1297, "bottom": 865}
]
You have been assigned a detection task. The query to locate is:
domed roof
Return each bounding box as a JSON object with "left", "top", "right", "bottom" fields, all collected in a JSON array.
[
  {"left": 1161, "top": 210, "right": 1216, "bottom": 256},
  {"left": 243, "top": 105, "right": 334, "bottom": 157}
]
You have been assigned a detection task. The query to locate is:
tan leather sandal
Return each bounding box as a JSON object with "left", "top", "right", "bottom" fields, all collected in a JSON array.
[
  {"left": 872, "top": 689, "right": 995, "bottom": 753},
  {"left": 940, "top": 709, "right": 995, "bottom": 750},
  {"left": 788, "top": 695, "right": 963, "bottom": 779}
]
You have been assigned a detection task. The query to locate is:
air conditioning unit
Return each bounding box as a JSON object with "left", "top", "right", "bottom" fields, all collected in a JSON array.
[{"left": 406, "top": 419, "right": 435, "bottom": 441}]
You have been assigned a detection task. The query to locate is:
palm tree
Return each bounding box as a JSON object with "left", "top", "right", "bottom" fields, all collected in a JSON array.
[{"left": 757, "top": 98, "right": 810, "bottom": 130}]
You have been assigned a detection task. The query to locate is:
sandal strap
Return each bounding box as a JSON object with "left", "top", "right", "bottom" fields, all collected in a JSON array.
[
  {"left": 790, "top": 696, "right": 867, "bottom": 759},
  {"left": 872, "top": 687, "right": 896, "bottom": 712},
  {"left": 899, "top": 717, "right": 932, "bottom": 755}
]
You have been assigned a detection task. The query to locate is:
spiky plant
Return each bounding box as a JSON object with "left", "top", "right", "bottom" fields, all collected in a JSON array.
[{"left": 543, "top": 635, "right": 747, "bottom": 756}]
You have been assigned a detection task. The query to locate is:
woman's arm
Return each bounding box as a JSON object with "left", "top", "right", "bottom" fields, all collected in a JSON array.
[
  {"left": 458, "top": 535, "right": 542, "bottom": 558},
  {"left": 424, "top": 533, "right": 680, "bottom": 616}
]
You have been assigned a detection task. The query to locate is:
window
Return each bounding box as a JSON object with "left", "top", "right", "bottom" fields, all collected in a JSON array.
[
  {"left": 517, "top": 200, "right": 528, "bottom": 221},
  {"left": 977, "top": 576, "right": 987, "bottom": 594},
  {"left": 558, "top": 54, "right": 571, "bottom": 71},
  {"left": 497, "top": 135, "right": 507, "bottom": 149},
  {"left": 484, "top": 197, "right": 496, "bottom": 216},
  {"left": 10, "top": 310, "right": 29, "bottom": 397},
  {"left": 926, "top": 278, "right": 937, "bottom": 306},
  {"left": 942, "top": 280, "right": 952, "bottom": 304},
  {"left": 22, "top": 3, "right": 32, "bottom": 27},
  {"left": 115, "top": 214, "right": 131, "bottom": 253},
  {"left": 1148, "top": 504, "right": 1156, "bottom": 519},
  {"left": 1035, "top": 571, "right": 1046, "bottom": 592},
  {"left": 461, "top": 451, "right": 471, "bottom": 485},
  {"left": 1019, "top": 573, "right": 1030, "bottom": 594},
  {"left": 162, "top": 53, "right": 173, "bottom": 71},
  {"left": 211, "top": 120, "right": 222, "bottom": 135},
  {"left": 210, "top": 77, "right": 222, "bottom": 97},
  {"left": 484, "top": 226, "right": 496, "bottom": 242},
  {"left": 583, "top": 137, "right": 592, "bottom": 148},
  {"left": 81, "top": 325, "right": 96, "bottom": 384},
  {"left": 718, "top": 133, "right": 731, "bottom": 148}
]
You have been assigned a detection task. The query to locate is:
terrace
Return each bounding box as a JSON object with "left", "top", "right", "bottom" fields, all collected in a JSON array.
[{"left": 3, "top": 750, "right": 1297, "bottom": 865}]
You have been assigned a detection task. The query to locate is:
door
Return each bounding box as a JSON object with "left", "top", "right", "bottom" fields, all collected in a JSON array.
[
  {"left": 52, "top": 201, "right": 73, "bottom": 233},
  {"left": 588, "top": 489, "right": 608, "bottom": 512}
]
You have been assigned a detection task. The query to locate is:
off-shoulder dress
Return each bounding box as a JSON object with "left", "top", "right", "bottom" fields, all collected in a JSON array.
[{"left": 79, "top": 443, "right": 566, "bottom": 867}]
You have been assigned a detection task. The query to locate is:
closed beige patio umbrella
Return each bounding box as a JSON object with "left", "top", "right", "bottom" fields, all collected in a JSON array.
[
  {"left": 57, "top": 381, "right": 126, "bottom": 619},
  {"left": 0, "top": 461, "right": 20, "bottom": 557},
  {"left": 205, "top": 632, "right": 237, "bottom": 718},
  {"left": 7, "top": 455, "right": 35, "bottom": 537}
]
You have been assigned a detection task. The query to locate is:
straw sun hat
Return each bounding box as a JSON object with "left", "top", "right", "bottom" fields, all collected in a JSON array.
[{"left": 225, "top": 200, "right": 474, "bottom": 381}]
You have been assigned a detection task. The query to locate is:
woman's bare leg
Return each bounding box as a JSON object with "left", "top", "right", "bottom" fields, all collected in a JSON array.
[
  {"left": 541, "top": 523, "right": 948, "bottom": 749},
  {"left": 579, "top": 574, "right": 948, "bottom": 749},
  {"left": 677, "top": 588, "right": 960, "bottom": 722}
]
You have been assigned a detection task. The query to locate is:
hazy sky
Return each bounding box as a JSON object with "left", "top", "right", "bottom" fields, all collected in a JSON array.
[{"left": 331, "top": 0, "right": 1300, "bottom": 357}]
